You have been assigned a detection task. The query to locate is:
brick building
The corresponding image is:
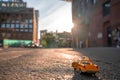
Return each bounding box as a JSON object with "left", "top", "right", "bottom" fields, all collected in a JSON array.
[
  {"left": 0, "top": 0, "right": 38, "bottom": 47},
  {"left": 72, "top": 0, "right": 120, "bottom": 48}
]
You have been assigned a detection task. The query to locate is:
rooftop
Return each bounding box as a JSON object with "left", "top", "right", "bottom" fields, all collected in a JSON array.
[{"left": 0, "top": 0, "right": 27, "bottom": 12}]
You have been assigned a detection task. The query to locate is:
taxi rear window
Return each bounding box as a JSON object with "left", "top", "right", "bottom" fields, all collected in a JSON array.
[{"left": 82, "top": 62, "right": 90, "bottom": 65}]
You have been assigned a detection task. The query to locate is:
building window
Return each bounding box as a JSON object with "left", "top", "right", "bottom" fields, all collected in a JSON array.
[
  {"left": 16, "top": 24, "right": 19, "bottom": 28},
  {"left": 20, "top": 29, "right": 24, "bottom": 32},
  {"left": 12, "top": 20, "right": 15, "bottom": 23},
  {"left": 25, "top": 29, "right": 28, "bottom": 32},
  {"left": 25, "top": 19, "right": 29, "bottom": 23},
  {"left": 20, "top": 24, "right": 24, "bottom": 28},
  {"left": 103, "top": 0, "right": 110, "bottom": 16},
  {"left": 2, "top": 3, "right": 6, "bottom": 7},
  {"left": 16, "top": 29, "right": 19, "bottom": 32},
  {"left": 29, "top": 29, "right": 33, "bottom": 32},
  {"left": 6, "top": 24, "right": 10, "bottom": 28},
  {"left": 16, "top": 20, "right": 19, "bottom": 23},
  {"left": 11, "top": 24, "right": 15, "bottom": 28},
  {"left": 1, "top": 24, "right": 5, "bottom": 28},
  {"left": 24, "top": 24, "right": 28, "bottom": 28},
  {"left": 29, "top": 19, "right": 33, "bottom": 23},
  {"left": 29, "top": 24, "right": 32, "bottom": 28},
  {"left": 14, "top": 3, "right": 19, "bottom": 7}
]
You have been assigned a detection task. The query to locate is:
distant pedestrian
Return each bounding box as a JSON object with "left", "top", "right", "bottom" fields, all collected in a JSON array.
[
  {"left": 117, "top": 34, "right": 120, "bottom": 48},
  {"left": 80, "top": 41, "right": 83, "bottom": 48}
]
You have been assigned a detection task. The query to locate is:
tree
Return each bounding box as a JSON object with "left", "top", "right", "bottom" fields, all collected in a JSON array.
[
  {"left": 42, "top": 33, "right": 56, "bottom": 48},
  {"left": 42, "top": 40, "right": 47, "bottom": 48}
]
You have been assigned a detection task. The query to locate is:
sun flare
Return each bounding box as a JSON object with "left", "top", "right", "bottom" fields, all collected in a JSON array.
[{"left": 40, "top": 3, "right": 73, "bottom": 32}]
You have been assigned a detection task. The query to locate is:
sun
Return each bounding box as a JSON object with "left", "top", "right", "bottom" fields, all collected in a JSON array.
[{"left": 50, "top": 3, "right": 73, "bottom": 32}]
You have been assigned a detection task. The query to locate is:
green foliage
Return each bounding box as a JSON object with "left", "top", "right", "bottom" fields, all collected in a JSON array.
[
  {"left": 42, "top": 40, "right": 47, "bottom": 48},
  {"left": 42, "top": 33, "right": 56, "bottom": 48},
  {"left": 58, "top": 40, "right": 69, "bottom": 48}
]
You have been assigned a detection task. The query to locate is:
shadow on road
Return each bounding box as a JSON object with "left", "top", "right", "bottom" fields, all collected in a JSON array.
[{"left": 72, "top": 71, "right": 99, "bottom": 80}]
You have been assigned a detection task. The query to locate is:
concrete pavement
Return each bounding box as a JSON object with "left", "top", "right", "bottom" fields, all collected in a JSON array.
[
  {"left": 0, "top": 48, "right": 80, "bottom": 80},
  {"left": 0, "top": 48, "right": 119, "bottom": 80},
  {"left": 76, "top": 47, "right": 120, "bottom": 80}
]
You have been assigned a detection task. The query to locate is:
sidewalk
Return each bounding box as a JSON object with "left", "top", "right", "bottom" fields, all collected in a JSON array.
[
  {"left": 76, "top": 47, "right": 120, "bottom": 80},
  {"left": 77, "top": 47, "right": 120, "bottom": 62}
]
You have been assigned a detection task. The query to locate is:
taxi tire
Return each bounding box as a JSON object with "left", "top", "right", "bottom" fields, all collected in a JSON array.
[
  {"left": 74, "top": 68, "right": 76, "bottom": 71},
  {"left": 74, "top": 68, "right": 79, "bottom": 75},
  {"left": 76, "top": 68, "right": 82, "bottom": 74},
  {"left": 75, "top": 68, "right": 79, "bottom": 73},
  {"left": 79, "top": 69, "right": 82, "bottom": 74}
]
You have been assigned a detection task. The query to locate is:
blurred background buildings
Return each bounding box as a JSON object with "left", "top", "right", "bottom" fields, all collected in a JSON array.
[
  {"left": 71, "top": 0, "right": 120, "bottom": 48},
  {"left": 0, "top": 0, "right": 39, "bottom": 47},
  {"left": 1, "top": 0, "right": 120, "bottom": 48}
]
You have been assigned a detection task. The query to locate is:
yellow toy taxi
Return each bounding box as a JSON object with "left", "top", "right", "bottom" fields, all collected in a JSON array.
[{"left": 72, "top": 56, "right": 99, "bottom": 74}]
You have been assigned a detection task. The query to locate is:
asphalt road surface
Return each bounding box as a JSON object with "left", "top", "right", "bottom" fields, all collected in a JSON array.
[
  {"left": 0, "top": 48, "right": 120, "bottom": 80},
  {"left": 77, "top": 47, "right": 120, "bottom": 80}
]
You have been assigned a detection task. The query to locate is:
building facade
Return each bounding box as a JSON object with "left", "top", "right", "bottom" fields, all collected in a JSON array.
[
  {"left": 72, "top": 0, "right": 120, "bottom": 48},
  {"left": 0, "top": 0, "right": 38, "bottom": 47},
  {"left": 35, "top": 10, "right": 39, "bottom": 45}
]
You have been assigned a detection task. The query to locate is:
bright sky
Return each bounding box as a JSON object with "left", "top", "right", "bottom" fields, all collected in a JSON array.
[{"left": 24, "top": 0, "right": 73, "bottom": 32}]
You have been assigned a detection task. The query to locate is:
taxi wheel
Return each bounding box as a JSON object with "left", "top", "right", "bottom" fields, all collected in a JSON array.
[
  {"left": 76, "top": 68, "right": 82, "bottom": 74},
  {"left": 74, "top": 68, "right": 79, "bottom": 75},
  {"left": 74, "top": 68, "right": 80, "bottom": 74},
  {"left": 74, "top": 68, "right": 77, "bottom": 74},
  {"left": 74, "top": 68, "right": 76, "bottom": 71},
  {"left": 79, "top": 69, "right": 82, "bottom": 74}
]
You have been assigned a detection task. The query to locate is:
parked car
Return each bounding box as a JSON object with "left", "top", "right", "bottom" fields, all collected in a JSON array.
[
  {"left": 27, "top": 43, "right": 38, "bottom": 48},
  {"left": 72, "top": 56, "right": 99, "bottom": 74}
]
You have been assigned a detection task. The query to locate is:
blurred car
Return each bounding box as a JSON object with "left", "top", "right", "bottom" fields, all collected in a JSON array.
[
  {"left": 39, "top": 45, "right": 43, "bottom": 48},
  {"left": 27, "top": 44, "right": 31, "bottom": 48},
  {"left": 27, "top": 43, "right": 38, "bottom": 48},
  {"left": 72, "top": 56, "right": 99, "bottom": 74}
]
